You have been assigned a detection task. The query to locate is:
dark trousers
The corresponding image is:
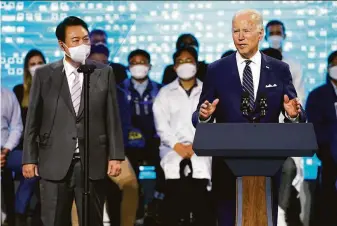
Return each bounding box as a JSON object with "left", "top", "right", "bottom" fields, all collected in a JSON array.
[
  {"left": 1, "top": 168, "right": 16, "bottom": 226},
  {"left": 163, "top": 178, "right": 215, "bottom": 226},
  {"left": 278, "top": 158, "right": 302, "bottom": 226},
  {"left": 39, "top": 159, "right": 106, "bottom": 226}
]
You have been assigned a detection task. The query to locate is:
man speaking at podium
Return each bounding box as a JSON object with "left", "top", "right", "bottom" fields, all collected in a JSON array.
[
  {"left": 22, "top": 16, "right": 124, "bottom": 226},
  {"left": 192, "top": 9, "right": 306, "bottom": 226}
]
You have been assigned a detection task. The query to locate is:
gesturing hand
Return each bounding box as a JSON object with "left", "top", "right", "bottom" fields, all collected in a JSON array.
[{"left": 199, "top": 99, "right": 219, "bottom": 120}]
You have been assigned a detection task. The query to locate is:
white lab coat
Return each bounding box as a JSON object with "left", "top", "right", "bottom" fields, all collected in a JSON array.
[
  {"left": 152, "top": 78, "right": 212, "bottom": 182},
  {"left": 278, "top": 53, "right": 305, "bottom": 226}
]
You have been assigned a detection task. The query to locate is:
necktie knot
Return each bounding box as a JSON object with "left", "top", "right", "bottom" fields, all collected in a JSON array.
[{"left": 245, "top": 60, "right": 252, "bottom": 66}]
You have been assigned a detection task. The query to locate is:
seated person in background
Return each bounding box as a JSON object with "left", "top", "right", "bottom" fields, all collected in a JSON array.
[
  {"left": 119, "top": 49, "right": 164, "bottom": 224},
  {"left": 153, "top": 46, "right": 215, "bottom": 226},
  {"left": 306, "top": 50, "right": 337, "bottom": 226},
  {"left": 220, "top": 50, "right": 235, "bottom": 59},
  {"left": 1, "top": 87, "right": 23, "bottom": 226},
  {"left": 71, "top": 44, "right": 139, "bottom": 226},
  {"left": 162, "top": 33, "right": 208, "bottom": 85},
  {"left": 89, "top": 29, "right": 128, "bottom": 84}
]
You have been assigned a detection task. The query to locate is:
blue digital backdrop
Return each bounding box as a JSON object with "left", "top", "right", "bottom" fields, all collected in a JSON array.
[{"left": 1, "top": 1, "right": 337, "bottom": 103}]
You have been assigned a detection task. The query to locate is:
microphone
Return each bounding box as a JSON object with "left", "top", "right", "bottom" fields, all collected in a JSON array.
[
  {"left": 241, "top": 91, "right": 250, "bottom": 117},
  {"left": 259, "top": 93, "right": 268, "bottom": 117},
  {"left": 77, "top": 64, "right": 96, "bottom": 74}
]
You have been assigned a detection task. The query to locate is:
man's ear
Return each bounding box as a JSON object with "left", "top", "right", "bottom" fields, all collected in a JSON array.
[
  {"left": 58, "top": 40, "right": 65, "bottom": 51},
  {"left": 283, "top": 34, "right": 287, "bottom": 40},
  {"left": 149, "top": 64, "right": 152, "bottom": 71}
]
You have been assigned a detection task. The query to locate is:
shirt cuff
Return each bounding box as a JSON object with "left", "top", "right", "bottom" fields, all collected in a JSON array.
[
  {"left": 3, "top": 143, "right": 15, "bottom": 151},
  {"left": 285, "top": 112, "right": 300, "bottom": 123},
  {"left": 198, "top": 116, "right": 212, "bottom": 123}
]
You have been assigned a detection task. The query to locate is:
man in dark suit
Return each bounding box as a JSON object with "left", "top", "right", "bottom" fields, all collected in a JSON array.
[
  {"left": 22, "top": 16, "right": 124, "bottom": 226},
  {"left": 306, "top": 50, "right": 337, "bottom": 226},
  {"left": 192, "top": 9, "right": 305, "bottom": 226}
]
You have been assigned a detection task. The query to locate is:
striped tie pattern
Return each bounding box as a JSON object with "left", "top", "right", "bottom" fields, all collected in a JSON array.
[
  {"left": 242, "top": 60, "right": 254, "bottom": 109},
  {"left": 71, "top": 71, "right": 81, "bottom": 115}
]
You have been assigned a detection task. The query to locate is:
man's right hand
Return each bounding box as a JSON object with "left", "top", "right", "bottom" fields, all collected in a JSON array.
[
  {"left": 173, "top": 143, "right": 194, "bottom": 159},
  {"left": 23, "top": 164, "right": 39, "bottom": 178},
  {"left": 199, "top": 99, "right": 219, "bottom": 120}
]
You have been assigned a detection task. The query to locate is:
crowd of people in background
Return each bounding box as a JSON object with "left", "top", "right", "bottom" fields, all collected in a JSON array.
[{"left": 1, "top": 10, "right": 337, "bottom": 226}]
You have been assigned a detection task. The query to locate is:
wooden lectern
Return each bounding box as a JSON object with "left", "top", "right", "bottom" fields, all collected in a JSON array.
[{"left": 193, "top": 123, "right": 317, "bottom": 226}]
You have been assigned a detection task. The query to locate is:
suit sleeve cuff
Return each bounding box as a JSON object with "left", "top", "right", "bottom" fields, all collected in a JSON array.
[
  {"left": 285, "top": 112, "right": 300, "bottom": 123},
  {"left": 198, "top": 116, "right": 212, "bottom": 123}
]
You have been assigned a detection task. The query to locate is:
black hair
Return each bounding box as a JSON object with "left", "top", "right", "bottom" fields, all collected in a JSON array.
[
  {"left": 89, "top": 44, "right": 110, "bottom": 58},
  {"left": 261, "top": 48, "right": 283, "bottom": 60},
  {"left": 176, "top": 33, "right": 199, "bottom": 50},
  {"left": 89, "top": 29, "right": 107, "bottom": 39},
  {"left": 328, "top": 50, "right": 337, "bottom": 66},
  {"left": 221, "top": 50, "right": 235, "bottom": 59},
  {"left": 173, "top": 46, "right": 198, "bottom": 64},
  {"left": 128, "top": 49, "right": 151, "bottom": 63},
  {"left": 55, "top": 16, "right": 89, "bottom": 42},
  {"left": 265, "top": 20, "right": 286, "bottom": 34}
]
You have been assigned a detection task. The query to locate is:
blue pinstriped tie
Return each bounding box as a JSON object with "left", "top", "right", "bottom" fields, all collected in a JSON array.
[{"left": 242, "top": 60, "right": 254, "bottom": 109}]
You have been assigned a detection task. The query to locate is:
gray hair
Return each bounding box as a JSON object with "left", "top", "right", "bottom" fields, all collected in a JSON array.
[{"left": 232, "top": 9, "right": 263, "bottom": 31}]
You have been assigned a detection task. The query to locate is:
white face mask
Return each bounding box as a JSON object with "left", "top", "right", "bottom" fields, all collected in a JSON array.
[
  {"left": 63, "top": 43, "right": 91, "bottom": 64},
  {"left": 29, "top": 64, "right": 42, "bottom": 77},
  {"left": 176, "top": 63, "right": 197, "bottom": 80},
  {"left": 267, "top": 35, "right": 283, "bottom": 49},
  {"left": 329, "top": 65, "right": 337, "bottom": 80},
  {"left": 130, "top": 65, "right": 149, "bottom": 79}
]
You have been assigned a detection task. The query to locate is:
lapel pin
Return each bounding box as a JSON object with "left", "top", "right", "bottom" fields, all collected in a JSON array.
[{"left": 266, "top": 66, "right": 270, "bottom": 69}]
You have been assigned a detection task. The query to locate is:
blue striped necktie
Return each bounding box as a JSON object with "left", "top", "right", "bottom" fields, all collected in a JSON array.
[{"left": 242, "top": 60, "right": 254, "bottom": 109}]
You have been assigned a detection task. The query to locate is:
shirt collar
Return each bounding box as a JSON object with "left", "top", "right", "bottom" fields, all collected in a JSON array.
[
  {"left": 170, "top": 78, "right": 201, "bottom": 90},
  {"left": 63, "top": 57, "right": 78, "bottom": 77},
  {"left": 236, "top": 50, "right": 261, "bottom": 65},
  {"left": 131, "top": 78, "right": 149, "bottom": 87}
]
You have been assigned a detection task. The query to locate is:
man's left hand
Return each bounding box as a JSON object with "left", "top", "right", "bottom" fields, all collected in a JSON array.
[
  {"left": 283, "top": 95, "right": 301, "bottom": 118},
  {"left": 107, "top": 160, "right": 122, "bottom": 177},
  {"left": 1, "top": 148, "right": 10, "bottom": 168}
]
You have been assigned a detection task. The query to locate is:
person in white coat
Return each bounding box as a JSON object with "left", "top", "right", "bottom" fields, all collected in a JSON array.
[
  {"left": 153, "top": 46, "right": 215, "bottom": 226},
  {"left": 265, "top": 20, "right": 309, "bottom": 226}
]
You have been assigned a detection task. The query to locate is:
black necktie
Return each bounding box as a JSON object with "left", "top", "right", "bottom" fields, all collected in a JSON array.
[{"left": 242, "top": 60, "right": 254, "bottom": 109}]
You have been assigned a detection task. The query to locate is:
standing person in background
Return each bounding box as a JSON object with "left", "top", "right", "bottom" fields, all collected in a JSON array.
[
  {"left": 153, "top": 46, "right": 215, "bottom": 226},
  {"left": 120, "top": 49, "right": 163, "bottom": 225},
  {"left": 306, "top": 50, "right": 337, "bottom": 226},
  {"left": 89, "top": 29, "right": 128, "bottom": 84},
  {"left": 162, "top": 33, "right": 208, "bottom": 85},
  {"left": 265, "top": 20, "right": 305, "bottom": 104}
]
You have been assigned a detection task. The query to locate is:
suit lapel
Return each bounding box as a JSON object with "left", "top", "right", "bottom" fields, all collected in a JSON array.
[
  {"left": 256, "top": 53, "right": 269, "bottom": 103},
  {"left": 230, "top": 53, "right": 243, "bottom": 97},
  {"left": 50, "top": 60, "right": 76, "bottom": 117}
]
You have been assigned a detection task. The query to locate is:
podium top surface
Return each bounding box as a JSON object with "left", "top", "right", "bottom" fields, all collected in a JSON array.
[{"left": 192, "top": 123, "right": 317, "bottom": 157}]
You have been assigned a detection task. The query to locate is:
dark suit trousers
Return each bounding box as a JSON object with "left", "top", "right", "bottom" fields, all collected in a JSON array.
[
  {"left": 1, "top": 167, "right": 16, "bottom": 226},
  {"left": 39, "top": 159, "right": 106, "bottom": 226}
]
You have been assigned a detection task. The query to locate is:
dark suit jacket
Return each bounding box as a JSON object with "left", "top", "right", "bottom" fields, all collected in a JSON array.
[
  {"left": 192, "top": 51, "right": 306, "bottom": 126},
  {"left": 23, "top": 59, "right": 125, "bottom": 180},
  {"left": 306, "top": 81, "right": 337, "bottom": 177}
]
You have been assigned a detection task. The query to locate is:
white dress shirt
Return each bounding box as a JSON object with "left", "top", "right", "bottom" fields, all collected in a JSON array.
[
  {"left": 63, "top": 58, "right": 83, "bottom": 153},
  {"left": 236, "top": 51, "right": 262, "bottom": 100},
  {"left": 153, "top": 79, "right": 212, "bottom": 183},
  {"left": 1, "top": 87, "right": 23, "bottom": 151}
]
